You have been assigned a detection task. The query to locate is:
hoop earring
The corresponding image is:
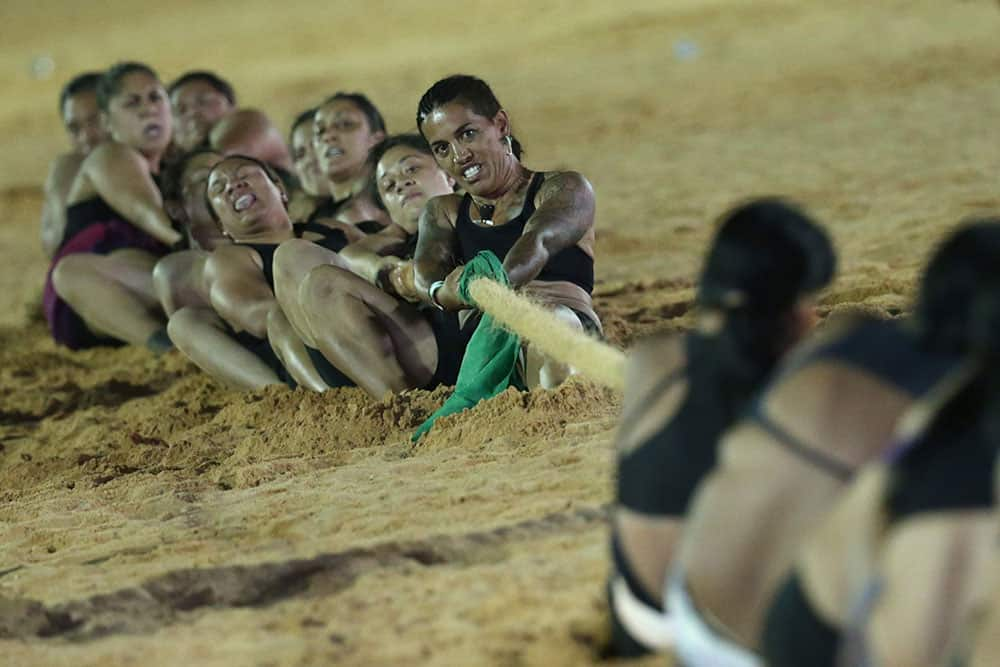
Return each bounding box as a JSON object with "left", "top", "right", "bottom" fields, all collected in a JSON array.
[{"left": 505, "top": 135, "right": 513, "bottom": 156}]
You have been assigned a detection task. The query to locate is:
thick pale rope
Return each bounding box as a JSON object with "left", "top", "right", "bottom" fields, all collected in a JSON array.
[{"left": 465, "top": 277, "right": 626, "bottom": 391}]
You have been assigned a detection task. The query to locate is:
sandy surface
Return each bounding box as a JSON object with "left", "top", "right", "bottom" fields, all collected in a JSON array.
[{"left": 2, "top": 1, "right": 999, "bottom": 664}]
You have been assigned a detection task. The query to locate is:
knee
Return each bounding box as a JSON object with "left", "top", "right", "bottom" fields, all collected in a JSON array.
[
  {"left": 265, "top": 303, "right": 289, "bottom": 335},
  {"left": 152, "top": 253, "right": 185, "bottom": 296},
  {"left": 52, "top": 253, "right": 96, "bottom": 300},
  {"left": 166, "top": 307, "right": 191, "bottom": 348},
  {"left": 273, "top": 239, "right": 314, "bottom": 291},
  {"left": 551, "top": 305, "right": 584, "bottom": 332}
]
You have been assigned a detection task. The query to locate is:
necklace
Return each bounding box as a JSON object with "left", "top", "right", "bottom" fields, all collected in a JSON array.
[
  {"left": 474, "top": 201, "right": 496, "bottom": 226},
  {"left": 470, "top": 168, "right": 532, "bottom": 226}
]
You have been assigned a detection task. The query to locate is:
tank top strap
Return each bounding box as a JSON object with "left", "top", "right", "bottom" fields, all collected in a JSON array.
[
  {"left": 520, "top": 171, "right": 547, "bottom": 219},
  {"left": 457, "top": 193, "right": 474, "bottom": 226}
]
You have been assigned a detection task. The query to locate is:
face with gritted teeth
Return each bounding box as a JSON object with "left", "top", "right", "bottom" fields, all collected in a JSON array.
[
  {"left": 376, "top": 145, "right": 454, "bottom": 232},
  {"left": 313, "top": 99, "right": 384, "bottom": 183},
  {"left": 105, "top": 71, "right": 172, "bottom": 155},
  {"left": 421, "top": 102, "right": 511, "bottom": 197},
  {"left": 291, "top": 120, "right": 326, "bottom": 197},
  {"left": 170, "top": 79, "right": 234, "bottom": 152},
  {"left": 206, "top": 157, "right": 289, "bottom": 240}
]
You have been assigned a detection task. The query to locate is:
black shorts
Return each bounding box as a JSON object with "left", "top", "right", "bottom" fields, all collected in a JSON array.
[
  {"left": 762, "top": 570, "right": 840, "bottom": 667},
  {"left": 303, "top": 345, "right": 356, "bottom": 388},
  {"left": 232, "top": 330, "right": 297, "bottom": 389}
]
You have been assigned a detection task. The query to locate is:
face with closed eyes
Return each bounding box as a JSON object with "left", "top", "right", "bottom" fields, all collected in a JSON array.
[
  {"left": 291, "top": 120, "right": 327, "bottom": 197},
  {"left": 375, "top": 144, "right": 454, "bottom": 232},
  {"left": 170, "top": 79, "right": 233, "bottom": 151},
  {"left": 420, "top": 101, "right": 511, "bottom": 197},
  {"left": 105, "top": 71, "right": 172, "bottom": 156},
  {"left": 313, "top": 99, "right": 384, "bottom": 184},
  {"left": 206, "top": 157, "right": 290, "bottom": 240},
  {"left": 62, "top": 90, "right": 106, "bottom": 155}
]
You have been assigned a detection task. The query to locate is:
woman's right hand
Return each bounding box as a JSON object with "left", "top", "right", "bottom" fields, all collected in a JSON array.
[{"left": 430, "top": 265, "right": 468, "bottom": 311}]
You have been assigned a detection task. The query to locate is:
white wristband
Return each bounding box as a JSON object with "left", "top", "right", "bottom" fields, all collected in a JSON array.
[{"left": 428, "top": 280, "right": 447, "bottom": 311}]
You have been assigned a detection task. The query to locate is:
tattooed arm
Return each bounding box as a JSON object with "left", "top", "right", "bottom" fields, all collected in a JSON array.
[
  {"left": 503, "top": 171, "right": 595, "bottom": 288},
  {"left": 413, "top": 194, "right": 466, "bottom": 310}
]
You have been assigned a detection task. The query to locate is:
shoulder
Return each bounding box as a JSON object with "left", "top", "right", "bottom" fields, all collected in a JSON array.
[
  {"left": 422, "top": 193, "right": 463, "bottom": 226},
  {"left": 630, "top": 331, "right": 685, "bottom": 368},
  {"left": 85, "top": 140, "right": 146, "bottom": 172},
  {"left": 208, "top": 244, "right": 262, "bottom": 273},
  {"left": 626, "top": 333, "right": 687, "bottom": 400},
  {"left": 536, "top": 170, "right": 595, "bottom": 203},
  {"left": 45, "top": 153, "right": 85, "bottom": 192}
]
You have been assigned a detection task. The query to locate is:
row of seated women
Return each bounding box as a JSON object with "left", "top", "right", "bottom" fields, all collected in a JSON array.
[
  {"left": 40, "top": 63, "right": 597, "bottom": 398},
  {"left": 609, "top": 200, "right": 1000, "bottom": 665}
]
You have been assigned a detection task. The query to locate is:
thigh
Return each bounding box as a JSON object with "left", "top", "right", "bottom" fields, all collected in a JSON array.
[
  {"left": 273, "top": 239, "right": 345, "bottom": 340},
  {"left": 301, "top": 265, "right": 438, "bottom": 373},
  {"left": 103, "top": 248, "right": 161, "bottom": 302},
  {"left": 273, "top": 239, "right": 344, "bottom": 303},
  {"left": 153, "top": 250, "right": 209, "bottom": 313}
]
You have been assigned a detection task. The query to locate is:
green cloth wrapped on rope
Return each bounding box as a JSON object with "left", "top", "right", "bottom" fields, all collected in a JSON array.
[{"left": 412, "top": 251, "right": 525, "bottom": 441}]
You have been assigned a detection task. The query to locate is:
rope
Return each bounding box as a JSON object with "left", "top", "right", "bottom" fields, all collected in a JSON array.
[{"left": 466, "top": 277, "right": 626, "bottom": 391}]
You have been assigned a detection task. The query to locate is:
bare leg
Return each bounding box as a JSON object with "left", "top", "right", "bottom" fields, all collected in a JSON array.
[
  {"left": 52, "top": 248, "right": 165, "bottom": 347},
  {"left": 523, "top": 305, "right": 582, "bottom": 389},
  {"left": 167, "top": 306, "right": 281, "bottom": 390},
  {"left": 298, "top": 265, "right": 438, "bottom": 397},
  {"left": 266, "top": 304, "right": 329, "bottom": 392},
  {"left": 152, "top": 250, "right": 210, "bottom": 316},
  {"left": 272, "top": 239, "right": 347, "bottom": 347}
]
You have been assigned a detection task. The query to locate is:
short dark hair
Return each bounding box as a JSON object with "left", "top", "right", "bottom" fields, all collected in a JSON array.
[
  {"left": 205, "top": 154, "right": 283, "bottom": 223},
  {"left": 365, "top": 133, "right": 438, "bottom": 211},
  {"left": 320, "top": 92, "right": 386, "bottom": 135},
  {"left": 96, "top": 62, "right": 160, "bottom": 111},
  {"left": 167, "top": 70, "right": 237, "bottom": 106},
  {"left": 59, "top": 72, "right": 102, "bottom": 115},
  {"left": 289, "top": 107, "right": 318, "bottom": 145},
  {"left": 416, "top": 74, "right": 522, "bottom": 158}
]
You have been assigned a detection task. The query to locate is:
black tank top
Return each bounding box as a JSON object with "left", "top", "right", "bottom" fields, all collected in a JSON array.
[
  {"left": 740, "top": 318, "right": 961, "bottom": 481},
  {"left": 62, "top": 197, "right": 122, "bottom": 249},
  {"left": 455, "top": 172, "right": 594, "bottom": 293},
  {"left": 617, "top": 335, "right": 751, "bottom": 516},
  {"left": 307, "top": 196, "right": 344, "bottom": 224},
  {"left": 886, "top": 377, "right": 997, "bottom": 521},
  {"left": 780, "top": 319, "right": 956, "bottom": 396},
  {"left": 239, "top": 221, "right": 349, "bottom": 290},
  {"left": 62, "top": 172, "right": 170, "bottom": 250}
]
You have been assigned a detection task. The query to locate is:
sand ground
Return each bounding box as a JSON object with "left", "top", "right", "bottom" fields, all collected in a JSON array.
[{"left": 1, "top": 1, "right": 999, "bottom": 664}]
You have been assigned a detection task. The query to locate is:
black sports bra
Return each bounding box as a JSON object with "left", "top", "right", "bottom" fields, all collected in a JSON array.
[
  {"left": 885, "top": 377, "right": 997, "bottom": 522},
  {"left": 744, "top": 319, "right": 959, "bottom": 481}
]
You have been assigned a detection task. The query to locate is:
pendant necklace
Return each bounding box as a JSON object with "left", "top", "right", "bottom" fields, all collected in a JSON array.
[{"left": 475, "top": 201, "right": 496, "bottom": 226}]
